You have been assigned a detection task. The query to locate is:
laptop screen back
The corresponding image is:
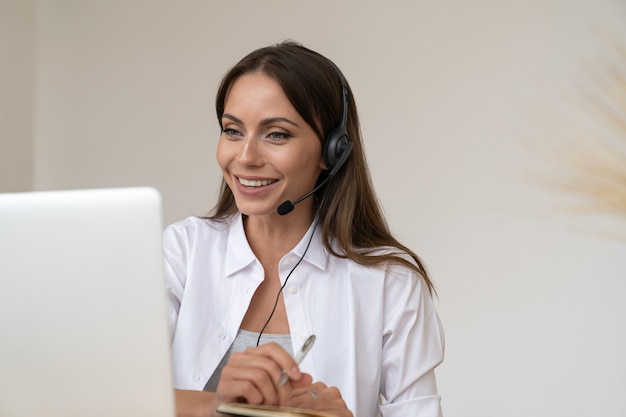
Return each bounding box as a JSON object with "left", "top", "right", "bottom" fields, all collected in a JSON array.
[{"left": 0, "top": 187, "right": 175, "bottom": 417}]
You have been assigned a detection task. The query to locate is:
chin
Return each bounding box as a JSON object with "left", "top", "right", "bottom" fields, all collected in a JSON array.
[{"left": 234, "top": 202, "right": 280, "bottom": 217}]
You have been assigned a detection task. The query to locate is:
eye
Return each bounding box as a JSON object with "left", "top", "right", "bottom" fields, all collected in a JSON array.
[
  {"left": 267, "top": 131, "right": 292, "bottom": 141},
  {"left": 222, "top": 127, "right": 242, "bottom": 138}
]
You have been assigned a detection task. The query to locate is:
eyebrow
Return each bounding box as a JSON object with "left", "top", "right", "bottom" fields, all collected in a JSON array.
[{"left": 222, "top": 113, "right": 299, "bottom": 128}]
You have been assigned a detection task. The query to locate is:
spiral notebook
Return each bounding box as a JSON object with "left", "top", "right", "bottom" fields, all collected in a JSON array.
[{"left": 0, "top": 187, "right": 175, "bottom": 417}]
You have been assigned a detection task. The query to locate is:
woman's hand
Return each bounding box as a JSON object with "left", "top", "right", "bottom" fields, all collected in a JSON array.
[
  {"left": 288, "top": 382, "right": 353, "bottom": 417},
  {"left": 174, "top": 343, "right": 315, "bottom": 417},
  {"left": 215, "top": 343, "right": 313, "bottom": 409}
]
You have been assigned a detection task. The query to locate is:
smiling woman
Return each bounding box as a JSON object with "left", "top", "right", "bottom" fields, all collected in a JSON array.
[
  {"left": 162, "top": 41, "right": 444, "bottom": 417},
  {"left": 217, "top": 72, "right": 325, "bottom": 220}
]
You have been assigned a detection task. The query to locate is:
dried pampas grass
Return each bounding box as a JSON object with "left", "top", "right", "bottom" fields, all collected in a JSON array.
[{"left": 538, "top": 43, "right": 626, "bottom": 222}]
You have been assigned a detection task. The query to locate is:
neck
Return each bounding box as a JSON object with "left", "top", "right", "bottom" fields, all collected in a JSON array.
[{"left": 243, "top": 206, "right": 317, "bottom": 261}]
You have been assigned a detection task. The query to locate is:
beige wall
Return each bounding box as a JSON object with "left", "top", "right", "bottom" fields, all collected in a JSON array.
[
  {"left": 0, "top": 0, "right": 35, "bottom": 192},
  {"left": 6, "top": 1, "right": 626, "bottom": 416}
]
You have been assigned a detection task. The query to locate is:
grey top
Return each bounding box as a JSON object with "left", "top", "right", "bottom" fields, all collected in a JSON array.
[{"left": 204, "top": 329, "right": 293, "bottom": 392}]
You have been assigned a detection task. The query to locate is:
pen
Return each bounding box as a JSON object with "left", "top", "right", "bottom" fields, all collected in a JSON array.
[{"left": 278, "top": 334, "right": 316, "bottom": 386}]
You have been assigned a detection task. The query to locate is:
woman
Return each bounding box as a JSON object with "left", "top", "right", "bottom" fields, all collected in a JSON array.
[{"left": 163, "top": 41, "right": 444, "bottom": 417}]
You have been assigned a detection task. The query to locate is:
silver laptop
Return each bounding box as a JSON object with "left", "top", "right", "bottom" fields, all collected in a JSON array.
[{"left": 0, "top": 187, "right": 175, "bottom": 417}]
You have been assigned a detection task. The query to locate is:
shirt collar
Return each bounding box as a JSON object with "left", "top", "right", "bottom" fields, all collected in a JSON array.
[
  {"left": 290, "top": 214, "right": 327, "bottom": 271},
  {"left": 224, "top": 214, "right": 257, "bottom": 277},
  {"left": 224, "top": 213, "right": 328, "bottom": 277}
]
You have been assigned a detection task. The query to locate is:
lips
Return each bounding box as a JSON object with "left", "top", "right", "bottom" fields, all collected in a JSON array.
[{"left": 237, "top": 177, "right": 278, "bottom": 187}]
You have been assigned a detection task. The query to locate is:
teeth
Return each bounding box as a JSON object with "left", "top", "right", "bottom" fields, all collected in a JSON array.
[{"left": 238, "top": 177, "right": 277, "bottom": 187}]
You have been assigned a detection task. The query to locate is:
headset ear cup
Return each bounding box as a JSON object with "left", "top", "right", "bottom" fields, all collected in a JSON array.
[
  {"left": 324, "top": 62, "right": 351, "bottom": 172},
  {"left": 324, "top": 128, "right": 349, "bottom": 170}
]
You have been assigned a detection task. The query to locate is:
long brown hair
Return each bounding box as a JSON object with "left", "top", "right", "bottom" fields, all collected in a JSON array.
[{"left": 210, "top": 41, "right": 435, "bottom": 294}]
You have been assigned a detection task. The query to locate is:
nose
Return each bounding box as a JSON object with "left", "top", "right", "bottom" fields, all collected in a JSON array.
[{"left": 238, "top": 137, "right": 264, "bottom": 166}]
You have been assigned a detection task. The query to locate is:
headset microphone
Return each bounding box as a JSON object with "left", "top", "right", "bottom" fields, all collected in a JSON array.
[
  {"left": 276, "top": 183, "right": 324, "bottom": 216},
  {"left": 276, "top": 142, "right": 353, "bottom": 215}
]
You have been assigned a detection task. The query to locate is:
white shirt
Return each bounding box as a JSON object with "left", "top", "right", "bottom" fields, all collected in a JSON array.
[{"left": 163, "top": 214, "right": 445, "bottom": 417}]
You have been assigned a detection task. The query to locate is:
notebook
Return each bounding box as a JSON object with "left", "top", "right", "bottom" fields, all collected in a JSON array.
[
  {"left": 0, "top": 187, "right": 175, "bottom": 417},
  {"left": 217, "top": 402, "right": 335, "bottom": 417}
]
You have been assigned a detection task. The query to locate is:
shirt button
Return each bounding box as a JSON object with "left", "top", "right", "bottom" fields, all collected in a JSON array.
[
  {"left": 298, "top": 334, "right": 306, "bottom": 342},
  {"left": 288, "top": 286, "right": 297, "bottom": 295},
  {"left": 284, "top": 259, "right": 293, "bottom": 267}
]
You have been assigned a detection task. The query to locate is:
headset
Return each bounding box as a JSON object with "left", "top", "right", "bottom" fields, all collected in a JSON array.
[
  {"left": 276, "top": 61, "right": 354, "bottom": 215},
  {"left": 323, "top": 63, "right": 353, "bottom": 173}
]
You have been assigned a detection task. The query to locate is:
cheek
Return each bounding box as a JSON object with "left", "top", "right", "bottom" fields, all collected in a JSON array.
[{"left": 216, "top": 140, "right": 230, "bottom": 172}]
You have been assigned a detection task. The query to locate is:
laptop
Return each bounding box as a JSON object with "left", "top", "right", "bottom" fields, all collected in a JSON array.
[{"left": 0, "top": 187, "right": 175, "bottom": 417}]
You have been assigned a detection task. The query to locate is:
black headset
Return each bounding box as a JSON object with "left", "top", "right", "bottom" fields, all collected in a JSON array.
[
  {"left": 276, "top": 61, "right": 354, "bottom": 216},
  {"left": 323, "top": 63, "right": 353, "bottom": 174}
]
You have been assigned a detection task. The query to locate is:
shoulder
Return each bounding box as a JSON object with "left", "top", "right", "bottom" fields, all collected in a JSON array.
[
  {"left": 162, "top": 215, "right": 238, "bottom": 261},
  {"left": 162, "top": 215, "right": 238, "bottom": 285},
  {"left": 351, "top": 245, "right": 422, "bottom": 277},
  {"left": 328, "top": 242, "right": 424, "bottom": 284},
  {"left": 163, "top": 215, "right": 234, "bottom": 242},
  {"left": 346, "top": 245, "right": 433, "bottom": 302}
]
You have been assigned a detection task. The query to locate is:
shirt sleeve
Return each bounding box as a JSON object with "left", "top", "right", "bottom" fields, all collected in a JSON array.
[
  {"left": 379, "top": 266, "right": 445, "bottom": 417},
  {"left": 162, "top": 222, "right": 189, "bottom": 342}
]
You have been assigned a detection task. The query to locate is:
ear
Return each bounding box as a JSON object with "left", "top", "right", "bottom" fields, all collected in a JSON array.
[{"left": 319, "top": 151, "right": 329, "bottom": 171}]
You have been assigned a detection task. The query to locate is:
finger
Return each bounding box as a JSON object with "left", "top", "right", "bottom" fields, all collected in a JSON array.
[
  {"left": 287, "top": 383, "right": 353, "bottom": 417},
  {"left": 289, "top": 383, "right": 345, "bottom": 408},
  {"left": 227, "top": 350, "right": 284, "bottom": 380},
  {"left": 291, "top": 381, "right": 327, "bottom": 398},
  {"left": 231, "top": 342, "right": 301, "bottom": 386},
  {"left": 290, "top": 373, "right": 313, "bottom": 389},
  {"left": 223, "top": 353, "right": 282, "bottom": 381},
  {"left": 219, "top": 344, "right": 307, "bottom": 406},
  {"left": 219, "top": 360, "right": 282, "bottom": 405},
  {"left": 230, "top": 349, "right": 297, "bottom": 404},
  {"left": 245, "top": 343, "right": 303, "bottom": 383}
]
